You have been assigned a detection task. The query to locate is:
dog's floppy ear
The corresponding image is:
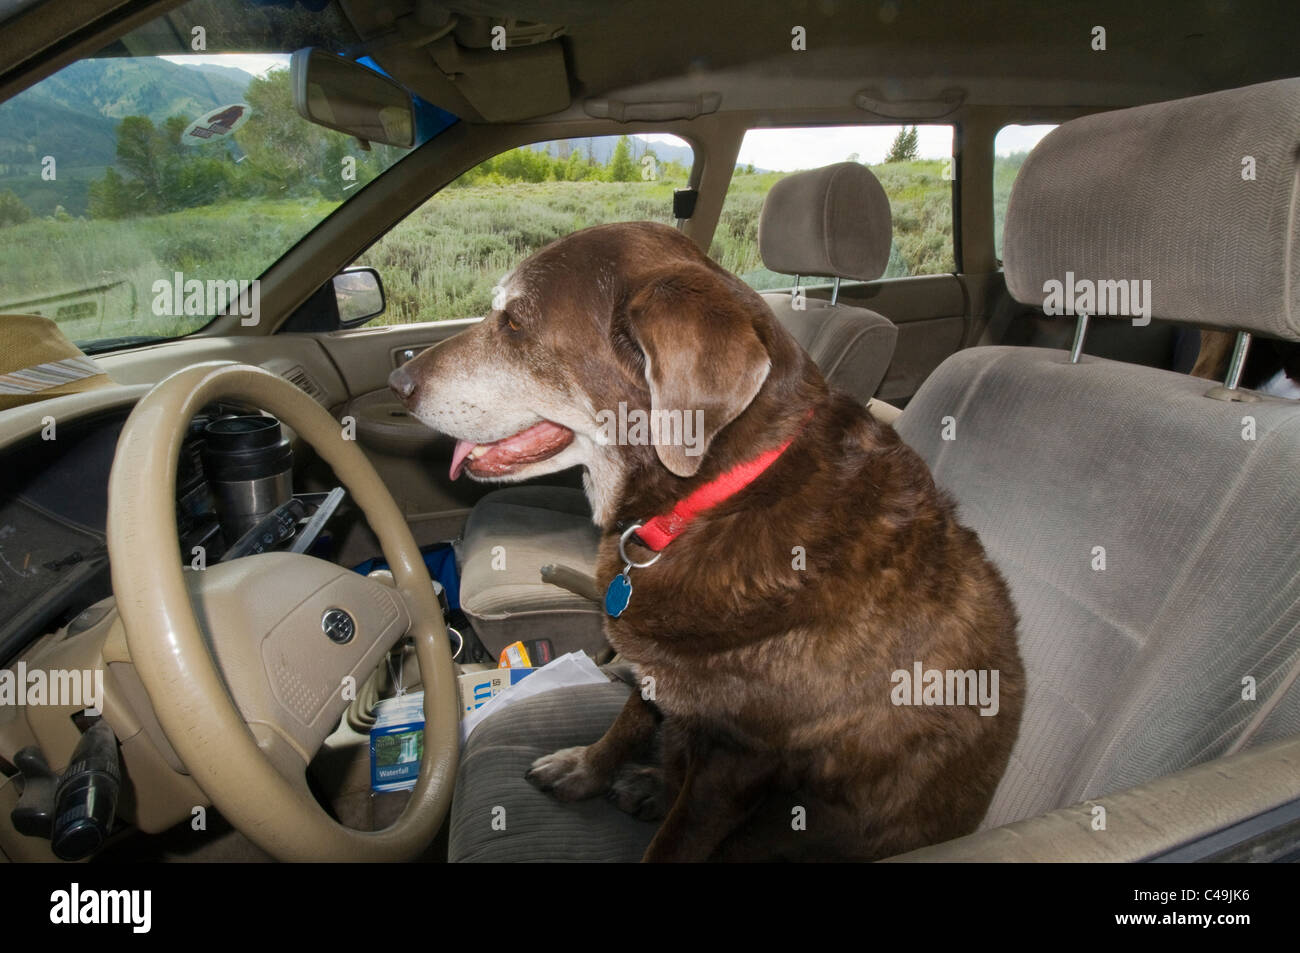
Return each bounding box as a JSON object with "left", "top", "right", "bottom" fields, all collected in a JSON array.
[{"left": 624, "top": 263, "right": 771, "bottom": 477}]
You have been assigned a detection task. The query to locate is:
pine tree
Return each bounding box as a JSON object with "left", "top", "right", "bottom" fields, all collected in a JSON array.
[
  {"left": 607, "top": 135, "right": 637, "bottom": 182},
  {"left": 884, "top": 125, "right": 920, "bottom": 163},
  {"left": 904, "top": 125, "right": 920, "bottom": 159}
]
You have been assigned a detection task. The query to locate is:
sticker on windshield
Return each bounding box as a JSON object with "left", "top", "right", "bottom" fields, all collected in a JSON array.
[{"left": 180, "top": 103, "right": 251, "bottom": 145}]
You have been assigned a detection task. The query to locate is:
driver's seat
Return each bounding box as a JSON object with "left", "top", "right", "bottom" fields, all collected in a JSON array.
[{"left": 448, "top": 78, "right": 1300, "bottom": 862}]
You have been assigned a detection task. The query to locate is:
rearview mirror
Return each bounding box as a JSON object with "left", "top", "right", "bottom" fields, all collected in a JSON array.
[
  {"left": 291, "top": 48, "right": 415, "bottom": 148},
  {"left": 334, "top": 268, "right": 385, "bottom": 328}
]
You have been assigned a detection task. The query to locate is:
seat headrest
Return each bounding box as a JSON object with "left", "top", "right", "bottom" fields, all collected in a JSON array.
[
  {"left": 758, "top": 162, "right": 893, "bottom": 282},
  {"left": 1003, "top": 78, "right": 1300, "bottom": 342}
]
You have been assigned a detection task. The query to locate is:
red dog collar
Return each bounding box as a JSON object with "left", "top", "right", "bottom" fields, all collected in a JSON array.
[
  {"left": 604, "top": 411, "right": 813, "bottom": 618},
  {"left": 634, "top": 415, "right": 808, "bottom": 551}
]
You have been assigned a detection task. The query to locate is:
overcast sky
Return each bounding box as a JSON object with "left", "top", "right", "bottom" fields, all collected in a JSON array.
[
  {"left": 160, "top": 53, "right": 287, "bottom": 77},
  {"left": 740, "top": 126, "right": 953, "bottom": 169},
  {"left": 648, "top": 123, "right": 1054, "bottom": 169},
  {"left": 993, "top": 124, "right": 1057, "bottom": 156}
]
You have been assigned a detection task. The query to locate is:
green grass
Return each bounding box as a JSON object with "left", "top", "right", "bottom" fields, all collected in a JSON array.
[
  {"left": 354, "top": 178, "right": 686, "bottom": 324},
  {"left": 0, "top": 158, "right": 959, "bottom": 342},
  {"left": 0, "top": 198, "right": 338, "bottom": 340},
  {"left": 359, "top": 159, "right": 955, "bottom": 327}
]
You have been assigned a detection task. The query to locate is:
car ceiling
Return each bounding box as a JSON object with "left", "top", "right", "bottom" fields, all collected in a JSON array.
[
  {"left": 4, "top": 0, "right": 1296, "bottom": 124},
  {"left": 345, "top": 0, "right": 1300, "bottom": 116}
]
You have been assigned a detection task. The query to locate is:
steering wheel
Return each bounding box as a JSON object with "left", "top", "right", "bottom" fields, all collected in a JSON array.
[{"left": 106, "top": 362, "right": 458, "bottom": 861}]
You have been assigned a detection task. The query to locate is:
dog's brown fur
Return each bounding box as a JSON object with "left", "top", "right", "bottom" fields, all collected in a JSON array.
[
  {"left": 1192, "top": 328, "right": 1300, "bottom": 391},
  {"left": 394, "top": 222, "right": 1024, "bottom": 862}
]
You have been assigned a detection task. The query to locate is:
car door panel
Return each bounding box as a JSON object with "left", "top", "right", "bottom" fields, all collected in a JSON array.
[
  {"left": 313, "top": 319, "right": 493, "bottom": 539},
  {"left": 316, "top": 318, "right": 476, "bottom": 394}
]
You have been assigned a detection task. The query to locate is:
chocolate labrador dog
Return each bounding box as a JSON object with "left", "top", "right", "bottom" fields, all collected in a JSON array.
[{"left": 390, "top": 221, "right": 1024, "bottom": 861}]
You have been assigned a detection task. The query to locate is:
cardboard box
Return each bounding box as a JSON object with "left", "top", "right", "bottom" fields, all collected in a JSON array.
[{"left": 457, "top": 668, "right": 536, "bottom": 717}]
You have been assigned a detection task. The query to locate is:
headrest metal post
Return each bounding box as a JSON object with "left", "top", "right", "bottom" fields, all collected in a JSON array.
[
  {"left": 1068, "top": 311, "right": 1090, "bottom": 364},
  {"left": 1224, "top": 331, "right": 1252, "bottom": 391},
  {"left": 831, "top": 276, "right": 841, "bottom": 307},
  {"left": 792, "top": 275, "right": 800, "bottom": 293}
]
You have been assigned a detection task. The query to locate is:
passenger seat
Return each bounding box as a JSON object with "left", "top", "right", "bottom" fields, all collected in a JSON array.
[
  {"left": 757, "top": 161, "right": 898, "bottom": 404},
  {"left": 458, "top": 162, "right": 900, "bottom": 658}
]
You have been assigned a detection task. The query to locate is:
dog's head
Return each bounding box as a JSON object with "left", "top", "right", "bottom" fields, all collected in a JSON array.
[{"left": 390, "top": 222, "right": 820, "bottom": 524}]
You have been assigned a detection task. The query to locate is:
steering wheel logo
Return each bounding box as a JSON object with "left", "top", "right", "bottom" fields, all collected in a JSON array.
[{"left": 321, "top": 608, "right": 356, "bottom": 645}]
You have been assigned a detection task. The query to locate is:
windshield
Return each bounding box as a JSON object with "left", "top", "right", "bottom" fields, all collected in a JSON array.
[{"left": 0, "top": 0, "right": 452, "bottom": 353}]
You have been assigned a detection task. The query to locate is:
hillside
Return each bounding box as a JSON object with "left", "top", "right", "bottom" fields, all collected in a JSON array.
[
  {"left": 528, "top": 136, "right": 696, "bottom": 168},
  {"left": 0, "top": 57, "right": 252, "bottom": 215}
]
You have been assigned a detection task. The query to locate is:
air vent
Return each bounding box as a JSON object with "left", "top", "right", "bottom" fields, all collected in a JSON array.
[{"left": 282, "top": 365, "right": 325, "bottom": 404}]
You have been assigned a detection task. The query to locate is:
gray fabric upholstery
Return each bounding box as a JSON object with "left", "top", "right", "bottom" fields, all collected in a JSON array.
[
  {"left": 894, "top": 346, "right": 1300, "bottom": 828},
  {"left": 448, "top": 681, "right": 657, "bottom": 862},
  {"left": 761, "top": 293, "right": 897, "bottom": 404},
  {"left": 757, "top": 161, "right": 893, "bottom": 281},
  {"left": 1004, "top": 78, "right": 1300, "bottom": 341},
  {"left": 891, "top": 734, "right": 1300, "bottom": 862},
  {"left": 458, "top": 486, "right": 605, "bottom": 657}
]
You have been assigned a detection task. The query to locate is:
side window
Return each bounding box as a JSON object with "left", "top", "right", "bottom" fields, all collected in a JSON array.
[
  {"left": 354, "top": 134, "right": 693, "bottom": 325},
  {"left": 711, "top": 125, "right": 955, "bottom": 292},
  {"left": 993, "top": 124, "right": 1057, "bottom": 261}
]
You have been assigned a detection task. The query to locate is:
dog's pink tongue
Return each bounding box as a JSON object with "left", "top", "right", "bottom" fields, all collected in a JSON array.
[{"left": 449, "top": 439, "right": 476, "bottom": 481}]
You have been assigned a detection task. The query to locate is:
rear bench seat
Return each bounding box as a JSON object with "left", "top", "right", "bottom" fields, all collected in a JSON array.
[{"left": 459, "top": 162, "right": 900, "bottom": 658}]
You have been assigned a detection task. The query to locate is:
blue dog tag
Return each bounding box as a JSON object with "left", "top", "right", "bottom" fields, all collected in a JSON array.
[{"left": 605, "top": 572, "right": 633, "bottom": 617}]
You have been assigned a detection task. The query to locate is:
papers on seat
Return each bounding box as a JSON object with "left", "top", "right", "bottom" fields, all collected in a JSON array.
[{"left": 460, "top": 651, "right": 609, "bottom": 745}]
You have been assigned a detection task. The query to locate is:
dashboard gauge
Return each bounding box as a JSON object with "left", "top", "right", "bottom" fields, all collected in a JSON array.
[{"left": 0, "top": 497, "right": 107, "bottom": 653}]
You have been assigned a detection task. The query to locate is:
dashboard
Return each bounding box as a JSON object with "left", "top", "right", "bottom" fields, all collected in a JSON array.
[
  {"left": 0, "top": 412, "right": 124, "bottom": 661},
  {"left": 0, "top": 400, "right": 330, "bottom": 664}
]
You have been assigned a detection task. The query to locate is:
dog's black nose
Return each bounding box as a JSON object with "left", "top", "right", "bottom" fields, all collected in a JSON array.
[{"left": 389, "top": 364, "right": 417, "bottom": 401}]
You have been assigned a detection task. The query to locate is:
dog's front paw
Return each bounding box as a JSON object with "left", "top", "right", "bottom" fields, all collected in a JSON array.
[
  {"left": 608, "top": 763, "right": 667, "bottom": 821},
  {"left": 526, "top": 746, "right": 610, "bottom": 801}
]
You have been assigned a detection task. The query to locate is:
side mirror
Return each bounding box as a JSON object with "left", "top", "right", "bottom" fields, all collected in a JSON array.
[
  {"left": 334, "top": 267, "right": 386, "bottom": 328},
  {"left": 291, "top": 48, "right": 416, "bottom": 148}
]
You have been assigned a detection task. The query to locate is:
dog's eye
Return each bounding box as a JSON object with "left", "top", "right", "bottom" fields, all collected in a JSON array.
[{"left": 499, "top": 313, "right": 521, "bottom": 334}]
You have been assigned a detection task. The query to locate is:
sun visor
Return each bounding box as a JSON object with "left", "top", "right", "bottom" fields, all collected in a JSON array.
[{"left": 376, "top": 33, "right": 570, "bottom": 123}]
